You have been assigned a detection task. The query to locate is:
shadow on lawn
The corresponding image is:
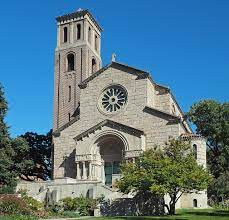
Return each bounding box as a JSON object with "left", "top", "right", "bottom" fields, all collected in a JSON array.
[{"left": 184, "top": 209, "right": 229, "bottom": 217}]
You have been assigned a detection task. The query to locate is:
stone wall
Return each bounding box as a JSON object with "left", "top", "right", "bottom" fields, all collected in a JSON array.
[
  {"left": 53, "top": 14, "right": 102, "bottom": 131},
  {"left": 17, "top": 178, "right": 124, "bottom": 203},
  {"left": 53, "top": 67, "right": 183, "bottom": 178}
]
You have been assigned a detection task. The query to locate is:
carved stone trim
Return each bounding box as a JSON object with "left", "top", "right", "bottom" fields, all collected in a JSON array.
[
  {"left": 180, "top": 133, "right": 206, "bottom": 141},
  {"left": 75, "top": 154, "right": 97, "bottom": 161},
  {"left": 125, "top": 150, "right": 143, "bottom": 158},
  {"left": 74, "top": 119, "right": 144, "bottom": 142}
]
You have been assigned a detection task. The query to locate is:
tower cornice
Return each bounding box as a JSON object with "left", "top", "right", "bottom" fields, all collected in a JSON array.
[{"left": 56, "top": 9, "right": 103, "bottom": 32}]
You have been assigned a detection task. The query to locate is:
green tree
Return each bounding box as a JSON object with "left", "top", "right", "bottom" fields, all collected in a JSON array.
[
  {"left": 188, "top": 100, "right": 229, "bottom": 202},
  {"left": 20, "top": 130, "right": 52, "bottom": 180},
  {"left": 117, "top": 139, "right": 211, "bottom": 215},
  {"left": 0, "top": 83, "right": 32, "bottom": 193},
  {"left": 0, "top": 83, "right": 16, "bottom": 193}
]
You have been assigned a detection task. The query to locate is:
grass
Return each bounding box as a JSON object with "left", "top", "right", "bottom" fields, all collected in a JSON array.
[
  {"left": 0, "top": 209, "right": 228, "bottom": 219},
  {"left": 84, "top": 209, "right": 229, "bottom": 220}
]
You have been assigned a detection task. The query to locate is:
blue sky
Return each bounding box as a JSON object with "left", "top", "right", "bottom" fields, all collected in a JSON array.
[{"left": 0, "top": 0, "right": 228, "bottom": 137}]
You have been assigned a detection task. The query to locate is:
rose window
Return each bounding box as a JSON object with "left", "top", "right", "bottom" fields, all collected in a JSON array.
[{"left": 99, "top": 85, "right": 127, "bottom": 113}]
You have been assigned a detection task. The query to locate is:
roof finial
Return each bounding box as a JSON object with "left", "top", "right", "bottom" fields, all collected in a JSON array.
[{"left": 111, "top": 53, "right": 116, "bottom": 62}]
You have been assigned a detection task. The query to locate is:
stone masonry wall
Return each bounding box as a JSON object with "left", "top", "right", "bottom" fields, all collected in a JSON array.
[
  {"left": 53, "top": 45, "right": 101, "bottom": 131},
  {"left": 53, "top": 67, "right": 181, "bottom": 178},
  {"left": 53, "top": 15, "right": 102, "bottom": 131}
]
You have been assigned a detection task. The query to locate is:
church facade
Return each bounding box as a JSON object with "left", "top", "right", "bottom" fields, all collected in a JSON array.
[{"left": 18, "top": 9, "right": 208, "bottom": 210}]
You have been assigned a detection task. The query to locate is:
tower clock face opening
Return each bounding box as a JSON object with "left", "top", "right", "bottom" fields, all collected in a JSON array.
[{"left": 99, "top": 85, "right": 127, "bottom": 114}]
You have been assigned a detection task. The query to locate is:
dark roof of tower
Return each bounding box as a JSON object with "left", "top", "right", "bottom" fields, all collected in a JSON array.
[{"left": 56, "top": 9, "right": 102, "bottom": 32}]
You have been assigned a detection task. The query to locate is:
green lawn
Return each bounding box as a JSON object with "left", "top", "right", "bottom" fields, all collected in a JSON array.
[
  {"left": 84, "top": 209, "right": 229, "bottom": 220},
  {"left": 0, "top": 209, "right": 229, "bottom": 220}
]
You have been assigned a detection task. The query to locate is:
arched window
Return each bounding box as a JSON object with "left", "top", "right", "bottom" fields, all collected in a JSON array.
[
  {"left": 92, "top": 58, "right": 96, "bottom": 73},
  {"left": 88, "top": 27, "right": 91, "bottom": 43},
  {"left": 67, "top": 54, "right": 75, "bottom": 71},
  {"left": 77, "top": 24, "right": 81, "bottom": 40},
  {"left": 63, "top": 27, "right": 68, "bottom": 43},
  {"left": 193, "top": 144, "right": 197, "bottom": 160},
  {"left": 95, "top": 34, "right": 98, "bottom": 51},
  {"left": 193, "top": 199, "right": 197, "bottom": 208}
]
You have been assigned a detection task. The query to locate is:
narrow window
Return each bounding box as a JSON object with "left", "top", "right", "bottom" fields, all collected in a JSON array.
[
  {"left": 68, "top": 86, "right": 71, "bottom": 102},
  {"left": 92, "top": 58, "right": 96, "bottom": 73},
  {"left": 63, "top": 27, "right": 68, "bottom": 43},
  {"left": 193, "top": 199, "right": 197, "bottom": 208},
  {"left": 67, "top": 54, "right": 75, "bottom": 71},
  {"left": 88, "top": 27, "right": 91, "bottom": 43},
  {"left": 193, "top": 144, "right": 197, "bottom": 160},
  {"left": 77, "top": 24, "right": 81, "bottom": 40},
  {"left": 172, "top": 104, "right": 176, "bottom": 115},
  {"left": 68, "top": 113, "right": 71, "bottom": 122},
  {"left": 95, "top": 34, "right": 98, "bottom": 51}
]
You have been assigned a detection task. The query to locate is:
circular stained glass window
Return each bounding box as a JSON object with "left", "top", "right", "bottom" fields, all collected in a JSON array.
[{"left": 99, "top": 85, "right": 127, "bottom": 114}]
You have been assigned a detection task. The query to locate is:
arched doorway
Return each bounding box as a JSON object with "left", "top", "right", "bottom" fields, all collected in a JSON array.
[
  {"left": 193, "top": 199, "right": 198, "bottom": 208},
  {"left": 95, "top": 134, "right": 125, "bottom": 186}
]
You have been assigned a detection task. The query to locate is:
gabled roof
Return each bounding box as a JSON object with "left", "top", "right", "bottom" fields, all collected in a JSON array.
[
  {"left": 74, "top": 119, "right": 144, "bottom": 141},
  {"left": 79, "top": 61, "right": 150, "bottom": 89},
  {"left": 143, "top": 106, "right": 191, "bottom": 133},
  {"left": 56, "top": 9, "right": 102, "bottom": 32},
  {"left": 143, "top": 106, "right": 181, "bottom": 121},
  {"left": 53, "top": 115, "right": 80, "bottom": 137},
  {"left": 53, "top": 61, "right": 192, "bottom": 136}
]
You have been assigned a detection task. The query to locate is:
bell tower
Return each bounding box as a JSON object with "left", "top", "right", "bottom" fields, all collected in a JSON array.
[{"left": 53, "top": 9, "right": 102, "bottom": 131}]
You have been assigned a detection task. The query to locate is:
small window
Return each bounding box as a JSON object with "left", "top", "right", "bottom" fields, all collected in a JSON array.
[
  {"left": 63, "top": 27, "right": 68, "bottom": 43},
  {"left": 193, "top": 144, "right": 197, "bottom": 160},
  {"left": 88, "top": 27, "right": 91, "bottom": 43},
  {"left": 77, "top": 24, "right": 81, "bottom": 40},
  {"left": 95, "top": 34, "right": 98, "bottom": 51},
  {"left": 67, "top": 54, "right": 75, "bottom": 71},
  {"left": 92, "top": 58, "right": 96, "bottom": 73},
  {"left": 172, "top": 104, "right": 176, "bottom": 115},
  {"left": 193, "top": 199, "right": 197, "bottom": 208},
  {"left": 68, "top": 113, "right": 71, "bottom": 122},
  {"left": 68, "top": 86, "right": 71, "bottom": 102}
]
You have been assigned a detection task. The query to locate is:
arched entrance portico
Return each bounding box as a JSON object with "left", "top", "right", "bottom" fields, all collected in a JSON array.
[
  {"left": 94, "top": 134, "right": 125, "bottom": 186},
  {"left": 75, "top": 125, "right": 143, "bottom": 184}
]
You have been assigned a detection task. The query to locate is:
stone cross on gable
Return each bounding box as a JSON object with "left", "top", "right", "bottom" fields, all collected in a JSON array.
[{"left": 112, "top": 53, "right": 116, "bottom": 62}]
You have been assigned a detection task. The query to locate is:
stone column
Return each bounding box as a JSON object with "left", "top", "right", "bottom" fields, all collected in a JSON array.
[
  {"left": 91, "top": 164, "right": 94, "bottom": 180},
  {"left": 93, "top": 165, "right": 97, "bottom": 180},
  {"left": 82, "top": 161, "right": 87, "bottom": 180},
  {"left": 94, "top": 164, "right": 98, "bottom": 181},
  {"left": 84, "top": 20, "right": 88, "bottom": 42},
  {"left": 132, "top": 157, "right": 136, "bottom": 163},
  {"left": 92, "top": 29, "right": 95, "bottom": 51},
  {"left": 76, "top": 162, "right": 81, "bottom": 180},
  {"left": 57, "top": 25, "right": 60, "bottom": 47},
  {"left": 70, "top": 22, "right": 74, "bottom": 44},
  {"left": 88, "top": 161, "right": 92, "bottom": 180},
  {"left": 101, "top": 162, "right": 105, "bottom": 184}
]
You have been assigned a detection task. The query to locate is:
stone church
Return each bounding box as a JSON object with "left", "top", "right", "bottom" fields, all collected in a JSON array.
[{"left": 18, "top": 9, "right": 207, "bottom": 210}]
